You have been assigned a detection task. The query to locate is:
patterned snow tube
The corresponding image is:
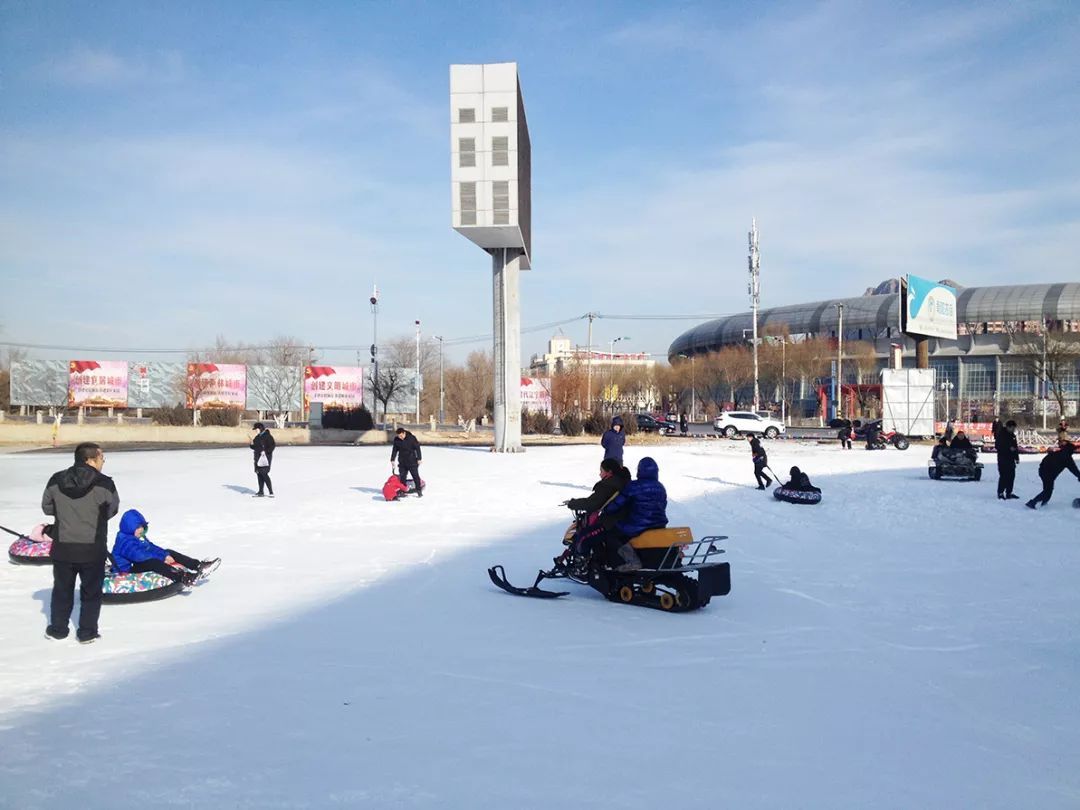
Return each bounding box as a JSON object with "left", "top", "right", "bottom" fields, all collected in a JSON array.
[
  {"left": 773, "top": 487, "right": 822, "bottom": 505},
  {"left": 102, "top": 569, "right": 184, "bottom": 604},
  {"left": 9, "top": 538, "right": 184, "bottom": 603},
  {"left": 8, "top": 537, "right": 52, "bottom": 565}
]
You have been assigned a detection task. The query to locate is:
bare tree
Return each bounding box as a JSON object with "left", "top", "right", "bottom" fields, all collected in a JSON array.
[
  {"left": 1015, "top": 327, "right": 1080, "bottom": 417},
  {"left": 444, "top": 350, "right": 493, "bottom": 422},
  {"left": 549, "top": 360, "right": 588, "bottom": 416}
]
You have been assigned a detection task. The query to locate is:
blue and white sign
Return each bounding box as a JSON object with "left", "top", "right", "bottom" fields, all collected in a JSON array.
[{"left": 904, "top": 274, "right": 957, "bottom": 340}]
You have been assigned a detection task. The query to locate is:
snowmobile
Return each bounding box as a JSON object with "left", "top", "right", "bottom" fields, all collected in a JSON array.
[
  {"left": 928, "top": 447, "right": 983, "bottom": 481},
  {"left": 487, "top": 512, "right": 730, "bottom": 612}
]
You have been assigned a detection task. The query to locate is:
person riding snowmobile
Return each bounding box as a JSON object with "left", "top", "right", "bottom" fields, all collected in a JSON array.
[
  {"left": 590, "top": 456, "right": 668, "bottom": 571},
  {"left": 949, "top": 431, "right": 976, "bottom": 461},
  {"left": 565, "top": 458, "right": 631, "bottom": 515}
]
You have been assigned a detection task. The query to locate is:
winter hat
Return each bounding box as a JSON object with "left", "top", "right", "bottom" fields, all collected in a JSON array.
[
  {"left": 253, "top": 422, "right": 265, "bottom": 431},
  {"left": 611, "top": 416, "right": 623, "bottom": 428},
  {"left": 789, "top": 466, "right": 801, "bottom": 478}
]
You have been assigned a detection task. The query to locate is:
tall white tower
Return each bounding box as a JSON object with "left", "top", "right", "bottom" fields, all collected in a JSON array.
[{"left": 450, "top": 62, "right": 532, "bottom": 452}]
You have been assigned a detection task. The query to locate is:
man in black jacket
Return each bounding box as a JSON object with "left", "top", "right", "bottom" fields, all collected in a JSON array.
[
  {"left": 996, "top": 420, "right": 1020, "bottom": 499},
  {"left": 1026, "top": 440, "right": 1080, "bottom": 509},
  {"left": 749, "top": 435, "right": 771, "bottom": 489},
  {"left": 250, "top": 422, "right": 276, "bottom": 497},
  {"left": 391, "top": 428, "right": 423, "bottom": 496},
  {"left": 43, "top": 442, "right": 119, "bottom": 643},
  {"left": 566, "top": 459, "right": 631, "bottom": 515}
]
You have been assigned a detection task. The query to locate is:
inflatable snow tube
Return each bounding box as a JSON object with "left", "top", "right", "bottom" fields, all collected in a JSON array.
[
  {"left": 9, "top": 535, "right": 183, "bottom": 602},
  {"left": 8, "top": 536, "right": 52, "bottom": 565},
  {"left": 102, "top": 569, "right": 184, "bottom": 604},
  {"left": 773, "top": 487, "right": 822, "bottom": 505}
]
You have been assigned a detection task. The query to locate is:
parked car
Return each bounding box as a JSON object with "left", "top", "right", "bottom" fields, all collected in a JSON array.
[
  {"left": 714, "top": 411, "right": 786, "bottom": 439},
  {"left": 636, "top": 413, "right": 677, "bottom": 435}
]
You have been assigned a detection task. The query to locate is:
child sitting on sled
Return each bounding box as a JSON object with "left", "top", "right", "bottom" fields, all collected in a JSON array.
[{"left": 111, "top": 509, "right": 219, "bottom": 586}]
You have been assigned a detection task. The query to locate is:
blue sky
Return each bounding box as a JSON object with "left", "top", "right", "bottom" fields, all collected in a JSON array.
[{"left": 2, "top": 1, "right": 1078, "bottom": 365}]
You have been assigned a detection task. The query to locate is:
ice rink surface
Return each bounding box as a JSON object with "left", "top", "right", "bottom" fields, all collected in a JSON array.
[{"left": 1, "top": 440, "right": 1078, "bottom": 809}]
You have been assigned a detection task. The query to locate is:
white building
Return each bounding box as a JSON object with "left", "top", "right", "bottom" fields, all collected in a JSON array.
[{"left": 529, "top": 335, "right": 656, "bottom": 376}]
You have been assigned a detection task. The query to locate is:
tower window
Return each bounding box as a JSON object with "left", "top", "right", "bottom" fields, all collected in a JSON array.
[
  {"left": 493, "top": 180, "right": 509, "bottom": 225},
  {"left": 458, "top": 138, "right": 476, "bottom": 168},
  {"left": 492, "top": 136, "right": 508, "bottom": 166},
  {"left": 491, "top": 106, "right": 508, "bottom": 122},
  {"left": 460, "top": 182, "right": 477, "bottom": 225},
  {"left": 458, "top": 108, "right": 475, "bottom": 123}
]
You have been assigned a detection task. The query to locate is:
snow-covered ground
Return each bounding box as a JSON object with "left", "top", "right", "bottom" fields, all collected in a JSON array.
[{"left": 1, "top": 440, "right": 1078, "bottom": 809}]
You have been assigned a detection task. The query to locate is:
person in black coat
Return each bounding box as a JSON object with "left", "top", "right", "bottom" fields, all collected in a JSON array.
[
  {"left": 949, "top": 431, "right": 977, "bottom": 462},
  {"left": 566, "top": 458, "right": 631, "bottom": 516},
  {"left": 837, "top": 424, "right": 852, "bottom": 450},
  {"left": 930, "top": 437, "right": 948, "bottom": 461},
  {"left": 864, "top": 420, "right": 880, "bottom": 450},
  {"left": 1026, "top": 440, "right": 1080, "bottom": 509},
  {"left": 250, "top": 423, "right": 276, "bottom": 497},
  {"left": 679, "top": 412, "right": 688, "bottom": 437},
  {"left": 391, "top": 428, "right": 423, "bottom": 496},
  {"left": 996, "top": 420, "right": 1020, "bottom": 500},
  {"left": 749, "top": 436, "right": 771, "bottom": 489},
  {"left": 782, "top": 466, "right": 819, "bottom": 493},
  {"left": 42, "top": 443, "right": 120, "bottom": 643}
]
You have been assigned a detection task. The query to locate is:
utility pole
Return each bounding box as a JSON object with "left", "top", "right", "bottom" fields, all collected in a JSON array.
[
  {"left": 585, "top": 312, "right": 596, "bottom": 412},
  {"left": 748, "top": 219, "right": 761, "bottom": 411},
  {"left": 415, "top": 319, "right": 421, "bottom": 423},
  {"left": 780, "top": 336, "right": 787, "bottom": 425},
  {"left": 370, "top": 284, "right": 379, "bottom": 424},
  {"left": 1042, "top": 319, "right": 1048, "bottom": 430},
  {"left": 608, "top": 336, "right": 629, "bottom": 410},
  {"left": 835, "top": 303, "right": 844, "bottom": 418},
  {"left": 435, "top": 335, "right": 445, "bottom": 426}
]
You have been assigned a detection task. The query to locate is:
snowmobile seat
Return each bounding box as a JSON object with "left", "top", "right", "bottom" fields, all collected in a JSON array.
[
  {"left": 629, "top": 526, "right": 693, "bottom": 549},
  {"left": 630, "top": 527, "right": 693, "bottom": 569}
]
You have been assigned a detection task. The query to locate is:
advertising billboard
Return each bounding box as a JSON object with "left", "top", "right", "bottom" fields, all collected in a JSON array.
[
  {"left": 902, "top": 274, "right": 957, "bottom": 340},
  {"left": 187, "top": 363, "right": 247, "bottom": 409},
  {"left": 68, "top": 360, "right": 129, "bottom": 408},
  {"left": 520, "top": 377, "right": 552, "bottom": 415},
  {"left": 303, "top": 366, "right": 364, "bottom": 410}
]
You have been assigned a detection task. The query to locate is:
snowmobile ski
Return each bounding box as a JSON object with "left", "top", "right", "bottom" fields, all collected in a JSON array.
[{"left": 487, "top": 565, "right": 568, "bottom": 599}]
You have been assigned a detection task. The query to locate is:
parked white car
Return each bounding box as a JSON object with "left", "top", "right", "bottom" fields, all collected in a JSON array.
[{"left": 713, "top": 411, "right": 786, "bottom": 439}]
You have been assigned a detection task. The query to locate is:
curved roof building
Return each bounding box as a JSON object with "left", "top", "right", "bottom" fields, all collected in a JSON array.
[{"left": 669, "top": 282, "right": 1080, "bottom": 360}]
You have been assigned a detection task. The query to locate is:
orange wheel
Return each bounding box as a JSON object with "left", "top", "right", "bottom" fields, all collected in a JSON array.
[
  {"left": 641, "top": 581, "right": 655, "bottom": 595},
  {"left": 618, "top": 585, "right": 635, "bottom": 603},
  {"left": 659, "top": 592, "right": 676, "bottom": 611}
]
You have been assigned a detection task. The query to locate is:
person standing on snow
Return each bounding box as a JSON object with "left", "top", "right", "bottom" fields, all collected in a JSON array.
[
  {"left": 749, "top": 435, "right": 771, "bottom": 489},
  {"left": 250, "top": 422, "right": 275, "bottom": 498},
  {"left": 1025, "top": 440, "right": 1080, "bottom": 509},
  {"left": 679, "top": 411, "right": 688, "bottom": 437},
  {"left": 601, "top": 416, "right": 625, "bottom": 464},
  {"left": 43, "top": 442, "right": 119, "bottom": 643},
  {"left": 391, "top": 427, "right": 423, "bottom": 496},
  {"left": 996, "top": 420, "right": 1020, "bottom": 500}
]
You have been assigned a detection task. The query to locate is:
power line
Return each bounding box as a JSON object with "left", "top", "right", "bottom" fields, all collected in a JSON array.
[{"left": 0, "top": 311, "right": 718, "bottom": 355}]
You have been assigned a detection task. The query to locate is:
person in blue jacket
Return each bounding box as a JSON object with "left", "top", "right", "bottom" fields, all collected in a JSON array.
[
  {"left": 111, "top": 509, "right": 219, "bottom": 586},
  {"left": 601, "top": 416, "right": 625, "bottom": 464},
  {"left": 577, "top": 456, "right": 668, "bottom": 571}
]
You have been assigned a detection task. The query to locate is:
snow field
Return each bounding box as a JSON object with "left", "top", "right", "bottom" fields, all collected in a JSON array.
[{"left": 0, "top": 441, "right": 1078, "bottom": 809}]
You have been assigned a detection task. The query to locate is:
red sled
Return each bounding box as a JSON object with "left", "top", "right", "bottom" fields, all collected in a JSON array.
[{"left": 382, "top": 476, "right": 426, "bottom": 501}]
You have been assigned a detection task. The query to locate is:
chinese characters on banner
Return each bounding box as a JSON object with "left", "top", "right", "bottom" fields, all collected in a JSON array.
[
  {"left": 304, "top": 366, "right": 365, "bottom": 411},
  {"left": 187, "top": 363, "right": 247, "bottom": 409},
  {"left": 68, "top": 360, "right": 129, "bottom": 408},
  {"left": 520, "top": 377, "right": 552, "bottom": 415}
]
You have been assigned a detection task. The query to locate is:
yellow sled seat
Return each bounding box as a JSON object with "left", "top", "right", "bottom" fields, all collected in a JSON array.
[{"left": 630, "top": 527, "right": 693, "bottom": 550}]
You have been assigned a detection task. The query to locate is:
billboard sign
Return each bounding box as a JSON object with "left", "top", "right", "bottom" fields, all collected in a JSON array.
[
  {"left": 304, "top": 366, "right": 364, "bottom": 410},
  {"left": 902, "top": 274, "right": 957, "bottom": 340},
  {"left": 520, "top": 377, "right": 552, "bottom": 415},
  {"left": 187, "top": 363, "right": 247, "bottom": 409},
  {"left": 68, "top": 360, "right": 128, "bottom": 408}
]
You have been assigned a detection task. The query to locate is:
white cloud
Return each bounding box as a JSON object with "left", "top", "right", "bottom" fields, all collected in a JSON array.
[{"left": 43, "top": 46, "right": 185, "bottom": 87}]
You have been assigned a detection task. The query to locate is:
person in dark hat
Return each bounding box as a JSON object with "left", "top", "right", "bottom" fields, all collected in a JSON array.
[
  {"left": 391, "top": 427, "right": 423, "bottom": 496},
  {"left": 1026, "top": 439, "right": 1080, "bottom": 509},
  {"left": 601, "top": 416, "right": 625, "bottom": 464},
  {"left": 250, "top": 422, "right": 275, "bottom": 497},
  {"left": 996, "top": 420, "right": 1020, "bottom": 499}
]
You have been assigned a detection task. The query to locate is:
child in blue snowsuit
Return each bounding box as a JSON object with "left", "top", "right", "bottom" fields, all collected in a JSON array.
[{"left": 111, "top": 509, "right": 218, "bottom": 586}]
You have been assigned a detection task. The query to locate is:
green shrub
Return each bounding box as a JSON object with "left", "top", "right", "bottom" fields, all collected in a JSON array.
[
  {"left": 583, "top": 411, "right": 607, "bottom": 435},
  {"left": 522, "top": 408, "right": 554, "bottom": 434},
  {"left": 559, "top": 413, "right": 583, "bottom": 436},
  {"left": 200, "top": 408, "right": 242, "bottom": 427},
  {"left": 152, "top": 403, "right": 191, "bottom": 426}
]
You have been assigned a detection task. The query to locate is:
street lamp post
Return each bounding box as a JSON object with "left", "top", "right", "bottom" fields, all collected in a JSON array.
[
  {"left": 677, "top": 353, "right": 696, "bottom": 422},
  {"left": 748, "top": 219, "right": 761, "bottom": 411},
  {"left": 414, "top": 319, "right": 421, "bottom": 423},
  {"left": 835, "top": 303, "right": 844, "bottom": 419},
  {"left": 370, "top": 285, "right": 379, "bottom": 425},
  {"left": 940, "top": 380, "right": 954, "bottom": 423},
  {"left": 608, "top": 336, "right": 629, "bottom": 409},
  {"left": 434, "top": 335, "right": 445, "bottom": 427}
]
